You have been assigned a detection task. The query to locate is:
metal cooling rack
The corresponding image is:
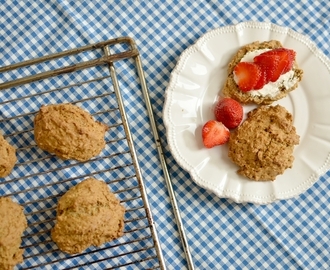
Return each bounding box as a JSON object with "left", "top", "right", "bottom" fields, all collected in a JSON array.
[{"left": 0, "top": 37, "right": 194, "bottom": 269}]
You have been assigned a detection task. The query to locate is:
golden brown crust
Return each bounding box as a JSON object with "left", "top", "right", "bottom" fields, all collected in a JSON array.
[
  {"left": 0, "top": 133, "right": 16, "bottom": 178},
  {"left": 0, "top": 197, "right": 27, "bottom": 270},
  {"left": 34, "top": 103, "right": 108, "bottom": 161},
  {"left": 228, "top": 105, "right": 300, "bottom": 181},
  {"left": 51, "top": 178, "right": 125, "bottom": 254},
  {"left": 221, "top": 40, "right": 303, "bottom": 105}
]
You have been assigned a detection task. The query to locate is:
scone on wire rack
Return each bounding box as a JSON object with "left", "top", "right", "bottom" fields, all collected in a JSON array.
[
  {"left": 0, "top": 197, "right": 27, "bottom": 270},
  {"left": 221, "top": 40, "right": 303, "bottom": 105},
  {"left": 34, "top": 103, "right": 108, "bottom": 162},
  {"left": 0, "top": 133, "right": 16, "bottom": 178},
  {"left": 51, "top": 178, "right": 125, "bottom": 255}
]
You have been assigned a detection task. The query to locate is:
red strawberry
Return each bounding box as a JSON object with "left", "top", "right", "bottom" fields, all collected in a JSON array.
[
  {"left": 202, "top": 120, "right": 230, "bottom": 148},
  {"left": 281, "top": 48, "right": 296, "bottom": 73},
  {"left": 233, "top": 62, "right": 261, "bottom": 91},
  {"left": 269, "top": 48, "right": 296, "bottom": 73},
  {"left": 254, "top": 48, "right": 295, "bottom": 82},
  {"left": 254, "top": 69, "right": 267, "bottom": 90},
  {"left": 254, "top": 54, "right": 280, "bottom": 83},
  {"left": 270, "top": 49, "right": 292, "bottom": 81},
  {"left": 214, "top": 98, "right": 243, "bottom": 129}
]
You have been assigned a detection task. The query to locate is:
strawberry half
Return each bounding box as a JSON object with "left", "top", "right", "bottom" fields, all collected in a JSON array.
[
  {"left": 202, "top": 120, "right": 230, "bottom": 148},
  {"left": 214, "top": 98, "right": 243, "bottom": 129},
  {"left": 233, "top": 62, "right": 261, "bottom": 91}
]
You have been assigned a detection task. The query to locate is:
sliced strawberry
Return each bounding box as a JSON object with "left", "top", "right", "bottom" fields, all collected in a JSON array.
[
  {"left": 202, "top": 120, "right": 230, "bottom": 148},
  {"left": 286, "top": 49, "right": 296, "bottom": 61},
  {"left": 214, "top": 98, "right": 243, "bottom": 129},
  {"left": 254, "top": 54, "right": 280, "bottom": 83},
  {"left": 234, "top": 48, "right": 296, "bottom": 92},
  {"left": 272, "top": 49, "right": 291, "bottom": 80},
  {"left": 254, "top": 48, "right": 295, "bottom": 82},
  {"left": 254, "top": 69, "right": 267, "bottom": 90},
  {"left": 233, "top": 62, "right": 261, "bottom": 91},
  {"left": 282, "top": 49, "right": 295, "bottom": 73}
]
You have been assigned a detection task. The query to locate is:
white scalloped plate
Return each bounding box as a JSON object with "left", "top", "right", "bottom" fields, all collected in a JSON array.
[{"left": 163, "top": 21, "right": 330, "bottom": 204}]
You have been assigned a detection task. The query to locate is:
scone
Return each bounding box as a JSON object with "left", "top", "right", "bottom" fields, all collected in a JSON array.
[
  {"left": 222, "top": 40, "right": 303, "bottom": 105},
  {"left": 228, "top": 105, "right": 300, "bottom": 181},
  {"left": 0, "top": 133, "right": 16, "bottom": 178},
  {"left": 0, "top": 197, "right": 27, "bottom": 270},
  {"left": 51, "top": 178, "right": 125, "bottom": 254},
  {"left": 34, "top": 103, "right": 108, "bottom": 161}
]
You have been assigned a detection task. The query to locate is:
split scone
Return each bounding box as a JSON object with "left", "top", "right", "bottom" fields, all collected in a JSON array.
[
  {"left": 222, "top": 40, "right": 303, "bottom": 105},
  {"left": 228, "top": 105, "right": 300, "bottom": 181},
  {"left": 34, "top": 103, "right": 108, "bottom": 161},
  {"left": 51, "top": 178, "right": 125, "bottom": 254}
]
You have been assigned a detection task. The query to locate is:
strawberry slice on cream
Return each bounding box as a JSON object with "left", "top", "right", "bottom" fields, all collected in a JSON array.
[{"left": 233, "top": 48, "right": 299, "bottom": 98}]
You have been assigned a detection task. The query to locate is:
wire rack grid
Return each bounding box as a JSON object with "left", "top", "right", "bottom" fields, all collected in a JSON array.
[{"left": 0, "top": 37, "right": 178, "bottom": 270}]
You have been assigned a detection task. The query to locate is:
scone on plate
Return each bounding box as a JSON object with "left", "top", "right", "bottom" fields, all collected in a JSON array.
[
  {"left": 0, "top": 197, "right": 27, "bottom": 270},
  {"left": 51, "top": 178, "right": 125, "bottom": 254},
  {"left": 222, "top": 40, "right": 303, "bottom": 105},
  {"left": 34, "top": 103, "right": 108, "bottom": 161},
  {"left": 228, "top": 105, "right": 299, "bottom": 181},
  {"left": 0, "top": 133, "right": 17, "bottom": 178}
]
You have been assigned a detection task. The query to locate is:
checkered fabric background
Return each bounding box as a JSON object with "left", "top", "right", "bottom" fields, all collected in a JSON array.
[{"left": 1, "top": 1, "right": 330, "bottom": 269}]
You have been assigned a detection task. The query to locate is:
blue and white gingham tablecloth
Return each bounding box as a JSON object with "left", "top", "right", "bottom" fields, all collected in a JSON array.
[{"left": 1, "top": 1, "right": 330, "bottom": 269}]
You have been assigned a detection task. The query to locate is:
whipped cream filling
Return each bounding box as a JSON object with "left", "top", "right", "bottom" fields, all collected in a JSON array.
[{"left": 233, "top": 49, "right": 299, "bottom": 98}]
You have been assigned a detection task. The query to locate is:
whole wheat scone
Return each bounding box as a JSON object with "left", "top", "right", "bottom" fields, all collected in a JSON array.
[
  {"left": 34, "top": 103, "right": 108, "bottom": 161},
  {"left": 228, "top": 105, "right": 300, "bottom": 181},
  {"left": 0, "top": 197, "right": 27, "bottom": 270},
  {"left": 0, "top": 133, "right": 17, "bottom": 178},
  {"left": 222, "top": 40, "right": 303, "bottom": 105},
  {"left": 51, "top": 178, "right": 125, "bottom": 254}
]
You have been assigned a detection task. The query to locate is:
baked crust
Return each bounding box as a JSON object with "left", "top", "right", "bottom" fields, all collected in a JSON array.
[
  {"left": 228, "top": 105, "right": 300, "bottom": 181},
  {"left": 0, "top": 197, "right": 27, "bottom": 270},
  {"left": 51, "top": 178, "right": 125, "bottom": 254},
  {"left": 34, "top": 103, "right": 108, "bottom": 161},
  {"left": 0, "top": 133, "right": 16, "bottom": 178},
  {"left": 221, "top": 40, "right": 303, "bottom": 105}
]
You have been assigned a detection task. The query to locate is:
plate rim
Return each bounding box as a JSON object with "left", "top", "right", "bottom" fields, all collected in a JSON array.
[{"left": 163, "top": 21, "right": 330, "bottom": 204}]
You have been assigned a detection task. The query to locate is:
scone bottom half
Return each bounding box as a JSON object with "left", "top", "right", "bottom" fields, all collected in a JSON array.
[
  {"left": 51, "top": 178, "right": 126, "bottom": 255},
  {"left": 221, "top": 40, "right": 303, "bottom": 105},
  {"left": 34, "top": 103, "right": 108, "bottom": 162}
]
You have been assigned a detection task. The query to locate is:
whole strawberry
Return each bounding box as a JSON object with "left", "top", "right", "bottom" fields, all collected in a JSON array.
[
  {"left": 202, "top": 120, "right": 230, "bottom": 148},
  {"left": 214, "top": 98, "right": 243, "bottom": 129}
]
